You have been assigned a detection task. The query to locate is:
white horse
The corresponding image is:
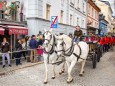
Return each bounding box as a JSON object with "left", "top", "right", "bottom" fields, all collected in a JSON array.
[
  {"left": 55, "top": 34, "right": 89, "bottom": 83},
  {"left": 43, "top": 29, "right": 65, "bottom": 84}
]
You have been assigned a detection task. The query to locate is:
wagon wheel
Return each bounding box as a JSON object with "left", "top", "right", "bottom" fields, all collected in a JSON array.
[
  {"left": 92, "top": 53, "right": 97, "bottom": 69},
  {"left": 97, "top": 47, "right": 101, "bottom": 62}
]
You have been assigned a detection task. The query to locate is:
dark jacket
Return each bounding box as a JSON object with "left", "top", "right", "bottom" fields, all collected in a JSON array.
[
  {"left": 74, "top": 30, "right": 83, "bottom": 37},
  {"left": 1, "top": 42, "right": 10, "bottom": 53},
  {"left": 29, "top": 39, "right": 37, "bottom": 49},
  {"left": 15, "top": 43, "right": 22, "bottom": 51},
  {"left": 37, "top": 39, "right": 43, "bottom": 46}
]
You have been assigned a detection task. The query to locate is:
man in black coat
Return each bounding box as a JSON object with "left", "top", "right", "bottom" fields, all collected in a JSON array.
[{"left": 1, "top": 37, "right": 11, "bottom": 68}]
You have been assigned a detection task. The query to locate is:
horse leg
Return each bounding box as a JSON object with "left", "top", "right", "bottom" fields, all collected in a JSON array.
[
  {"left": 59, "top": 62, "right": 65, "bottom": 75},
  {"left": 44, "top": 61, "right": 48, "bottom": 84},
  {"left": 52, "top": 65, "right": 56, "bottom": 79},
  {"left": 67, "top": 61, "right": 76, "bottom": 83},
  {"left": 66, "top": 61, "right": 70, "bottom": 69},
  {"left": 79, "top": 60, "right": 86, "bottom": 76}
]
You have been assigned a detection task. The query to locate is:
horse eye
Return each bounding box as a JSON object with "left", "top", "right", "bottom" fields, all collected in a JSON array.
[
  {"left": 60, "top": 43, "right": 63, "bottom": 45},
  {"left": 55, "top": 43, "right": 57, "bottom": 46}
]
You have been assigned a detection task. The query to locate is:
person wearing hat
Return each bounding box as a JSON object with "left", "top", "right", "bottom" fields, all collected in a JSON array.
[
  {"left": 29, "top": 35, "right": 38, "bottom": 63},
  {"left": 74, "top": 25, "right": 83, "bottom": 42}
]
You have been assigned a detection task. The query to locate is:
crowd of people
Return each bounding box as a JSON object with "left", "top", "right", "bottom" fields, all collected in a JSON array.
[
  {"left": 0, "top": 34, "right": 44, "bottom": 68},
  {"left": 1, "top": 25, "right": 115, "bottom": 68}
]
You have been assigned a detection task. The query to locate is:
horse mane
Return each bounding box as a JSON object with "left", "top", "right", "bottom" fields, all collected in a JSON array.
[{"left": 62, "top": 34, "right": 72, "bottom": 44}]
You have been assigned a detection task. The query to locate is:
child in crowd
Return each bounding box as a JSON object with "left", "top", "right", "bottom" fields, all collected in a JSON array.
[{"left": 37, "top": 45, "right": 43, "bottom": 62}]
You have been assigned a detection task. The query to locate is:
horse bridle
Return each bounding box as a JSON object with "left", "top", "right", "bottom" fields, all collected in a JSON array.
[
  {"left": 56, "top": 39, "right": 74, "bottom": 56},
  {"left": 44, "top": 31, "right": 52, "bottom": 45},
  {"left": 44, "top": 31, "right": 57, "bottom": 63}
]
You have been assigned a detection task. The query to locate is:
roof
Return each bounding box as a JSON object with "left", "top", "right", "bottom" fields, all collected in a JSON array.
[
  {"left": 100, "top": 0, "right": 113, "bottom": 14},
  {"left": 88, "top": 0, "right": 101, "bottom": 12}
]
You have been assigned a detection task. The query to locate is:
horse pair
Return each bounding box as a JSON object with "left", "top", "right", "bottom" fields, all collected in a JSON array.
[{"left": 43, "top": 29, "right": 89, "bottom": 84}]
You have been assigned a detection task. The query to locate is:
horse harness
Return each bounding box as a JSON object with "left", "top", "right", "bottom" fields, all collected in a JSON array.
[
  {"left": 72, "top": 44, "right": 85, "bottom": 61},
  {"left": 44, "top": 31, "right": 56, "bottom": 64},
  {"left": 57, "top": 39, "right": 85, "bottom": 61}
]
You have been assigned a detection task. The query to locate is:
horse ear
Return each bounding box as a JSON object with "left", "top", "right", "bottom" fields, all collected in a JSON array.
[
  {"left": 44, "top": 28, "right": 47, "bottom": 32},
  {"left": 49, "top": 28, "right": 52, "bottom": 32},
  {"left": 55, "top": 35, "right": 58, "bottom": 39}
]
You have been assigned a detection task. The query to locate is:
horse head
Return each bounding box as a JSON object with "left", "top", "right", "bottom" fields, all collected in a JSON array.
[
  {"left": 55, "top": 34, "right": 72, "bottom": 57},
  {"left": 43, "top": 28, "right": 53, "bottom": 47},
  {"left": 55, "top": 35, "right": 65, "bottom": 57}
]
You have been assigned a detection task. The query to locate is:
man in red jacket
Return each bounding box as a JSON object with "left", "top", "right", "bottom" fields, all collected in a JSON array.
[
  {"left": 99, "top": 36, "right": 105, "bottom": 52},
  {"left": 104, "top": 36, "right": 109, "bottom": 52}
]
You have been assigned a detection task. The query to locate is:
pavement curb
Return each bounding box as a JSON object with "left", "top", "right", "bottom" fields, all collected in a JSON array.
[{"left": 0, "top": 61, "right": 44, "bottom": 76}]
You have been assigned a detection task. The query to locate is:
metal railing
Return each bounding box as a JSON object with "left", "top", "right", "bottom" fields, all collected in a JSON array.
[{"left": 0, "top": 48, "right": 43, "bottom": 62}]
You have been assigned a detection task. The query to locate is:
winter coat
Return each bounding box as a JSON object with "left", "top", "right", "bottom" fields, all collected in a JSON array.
[
  {"left": 37, "top": 46, "right": 43, "bottom": 55},
  {"left": 74, "top": 30, "right": 83, "bottom": 37},
  {"left": 99, "top": 37, "right": 105, "bottom": 45},
  {"left": 104, "top": 37, "right": 109, "bottom": 44},
  {"left": 1, "top": 42, "right": 10, "bottom": 53},
  {"left": 15, "top": 43, "right": 22, "bottom": 51},
  {"left": 29, "top": 39, "right": 37, "bottom": 49}
]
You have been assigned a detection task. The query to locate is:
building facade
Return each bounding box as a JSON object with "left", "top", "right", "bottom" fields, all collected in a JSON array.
[
  {"left": 99, "top": 14, "right": 108, "bottom": 36},
  {"left": 95, "top": 0, "right": 113, "bottom": 35},
  {"left": 87, "top": 0, "right": 100, "bottom": 35},
  {"left": 27, "top": 0, "right": 88, "bottom": 35},
  {"left": 2, "top": 0, "right": 88, "bottom": 36}
]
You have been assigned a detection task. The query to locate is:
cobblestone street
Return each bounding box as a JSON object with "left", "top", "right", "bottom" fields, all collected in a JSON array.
[{"left": 0, "top": 49, "right": 115, "bottom": 86}]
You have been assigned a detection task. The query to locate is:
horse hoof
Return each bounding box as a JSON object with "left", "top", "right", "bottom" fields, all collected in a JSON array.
[
  {"left": 79, "top": 74, "right": 83, "bottom": 77},
  {"left": 62, "top": 71, "right": 64, "bottom": 73},
  {"left": 67, "top": 79, "right": 73, "bottom": 83},
  {"left": 44, "top": 82, "right": 48, "bottom": 84},
  {"left": 83, "top": 71, "right": 85, "bottom": 73},
  {"left": 52, "top": 77, "right": 55, "bottom": 79},
  {"left": 59, "top": 72, "right": 62, "bottom": 75}
]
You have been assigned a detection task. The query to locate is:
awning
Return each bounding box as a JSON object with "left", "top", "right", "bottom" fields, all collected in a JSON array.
[
  {"left": 0, "top": 27, "right": 5, "bottom": 35},
  {"left": 7, "top": 26, "right": 28, "bottom": 35}
]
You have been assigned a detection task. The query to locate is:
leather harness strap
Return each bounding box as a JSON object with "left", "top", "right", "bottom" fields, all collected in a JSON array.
[
  {"left": 44, "top": 35, "right": 55, "bottom": 63},
  {"left": 73, "top": 44, "right": 85, "bottom": 61}
]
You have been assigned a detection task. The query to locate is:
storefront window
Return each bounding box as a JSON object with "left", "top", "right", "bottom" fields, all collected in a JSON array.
[{"left": 0, "top": 10, "right": 4, "bottom": 19}]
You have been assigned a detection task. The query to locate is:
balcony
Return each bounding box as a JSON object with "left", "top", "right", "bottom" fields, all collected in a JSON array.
[
  {"left": 0, "top": 1, "right": 27, "bottom": 26},
  {"left": 0, "top": 14, "right": 27, "bottom": 26}
]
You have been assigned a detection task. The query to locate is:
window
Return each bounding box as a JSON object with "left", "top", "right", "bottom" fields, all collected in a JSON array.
[
  {"left": 77, "top": 17, "right": 79, "bottom": 25},
  {"left": 70, "top": 14, "right": 73, "bottom": 25},
  {"left": 60, "top": 10, "right": 63, "bottom": 23},
  {"left": 95, "top": 11, "right": 97, "bottom": 19},
  {"left": 88, "top": 4, "right": 90, "bottom": 15},
  {"left": 82, "top": 20, "right": 84, "bottom": 27},
  {"left": 70, "top": 0, "right": 74, "bottom": 4},
  {"left": 46, "top": 4, "right": 50, "bottom": 20},
  {"left": 95, "top": 22, "right": 96, "bottom": 27},
  {"left": 92, "top": 8, "right": 93, "bottom": 17},
  {"left": 77, "top": 0, "right": 79, "bottom": 9},
  {"left": 0, "top": 10, "right": 4, "bottom": 19},
  {"left": 61, "top": 0, "right": 64, "bottom": 7},
  {"left": 83, "top": 3, "right": 84, "bottom": 13}
]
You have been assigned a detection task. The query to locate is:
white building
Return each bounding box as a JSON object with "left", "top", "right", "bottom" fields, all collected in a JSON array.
[{"left": 4, "top": 0, "right": 88, "bottom": 36}]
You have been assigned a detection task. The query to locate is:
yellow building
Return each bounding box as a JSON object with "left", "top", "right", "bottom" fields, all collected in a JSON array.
[{"left": 94, "top": 0, "right": 113, "bottom": 34}]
